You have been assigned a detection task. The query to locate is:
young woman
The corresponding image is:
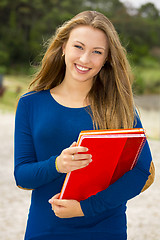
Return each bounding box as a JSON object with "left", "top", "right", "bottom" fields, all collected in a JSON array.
[{"left": 14, "top": 11, "right": 154, "bottom": 240}]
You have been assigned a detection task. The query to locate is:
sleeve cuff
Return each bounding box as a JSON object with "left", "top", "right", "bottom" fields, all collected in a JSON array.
[{"left": 48, "top": 156, "right": 62, "bottom": 177}]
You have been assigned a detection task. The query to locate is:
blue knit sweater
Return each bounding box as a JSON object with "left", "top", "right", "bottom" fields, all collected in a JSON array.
[{"left": 14, "top": 90, "right": 152, "bottom": 240}]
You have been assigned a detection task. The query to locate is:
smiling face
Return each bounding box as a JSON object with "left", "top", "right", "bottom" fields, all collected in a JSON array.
[{"left": 62, "top": 25, "right": 108, "bottom": 86}]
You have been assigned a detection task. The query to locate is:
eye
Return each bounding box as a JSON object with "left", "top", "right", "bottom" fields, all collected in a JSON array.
[
  {"left": 93, "top": 50, "right": 102, "bottom": 55},
  {"left": 74, "top": 45, "right": 83, "bottom": 50}
]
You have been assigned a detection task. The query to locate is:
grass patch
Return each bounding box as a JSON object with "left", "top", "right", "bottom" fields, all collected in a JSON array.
[
  {"left": 0, "top": 61, "right": 160, "bottom": 112},
  {"left": 132, "top": 66, "right": 160, "bottom": 94},
  {"left": 0, "top": 75, "right": 31, "bottom": 112},
  {"left": 132, "top": 57, "right": 160, "bottom": 94}
]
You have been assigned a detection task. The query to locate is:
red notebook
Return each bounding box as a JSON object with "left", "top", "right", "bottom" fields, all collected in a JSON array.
[{"left": 59, "top": 128, "right": 146, "bottom": 201}]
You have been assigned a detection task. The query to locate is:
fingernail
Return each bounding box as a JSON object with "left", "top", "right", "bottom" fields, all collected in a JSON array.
[{"left": 86, "top": 148, "right": 89, "bottom": 151}]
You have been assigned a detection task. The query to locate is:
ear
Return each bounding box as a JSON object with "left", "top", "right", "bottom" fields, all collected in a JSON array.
[{"left": 62, "top": 42, "right": 67, "bottom": 55}]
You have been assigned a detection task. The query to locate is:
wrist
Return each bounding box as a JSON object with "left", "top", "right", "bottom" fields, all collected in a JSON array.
[
  {"left": 78, "top": 202, "right": 85, "bottom": 217},
  {"left": 55, "top": 157, "right": 61, "bottom": 173}
]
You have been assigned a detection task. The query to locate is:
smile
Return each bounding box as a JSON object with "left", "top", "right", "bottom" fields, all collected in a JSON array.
[{"left": 75, "top": 64, "right": 91, "bottom": 72}]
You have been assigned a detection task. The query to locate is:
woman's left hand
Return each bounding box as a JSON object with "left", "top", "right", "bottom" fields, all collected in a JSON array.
[{"left": 48, "top": 193, "right": 84, "bottom": 218}]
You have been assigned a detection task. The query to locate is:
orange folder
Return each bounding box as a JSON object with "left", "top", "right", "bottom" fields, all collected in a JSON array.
[{"left": 59, "top": 128, "right": 146, "bottom": 202}]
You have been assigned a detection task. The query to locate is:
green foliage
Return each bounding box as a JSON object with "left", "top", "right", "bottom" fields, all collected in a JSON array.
[
  {"left": 132, "top": 57, "right": 160, "bottom": 94},
  {"left": 0, "top": 0, "right": 160, "bottom": 96},
  {"left": 132, "top": 70, "right": 146, "bottom": 94},
  {"left": 0, "top": 74, "right": 30, "bottom": 112},
  {"left": 0, "top": 0, "right": 88, "bottom": 68},
  {"left": 138, "top": 3, "right": 159, "bottom": 19},
  {"left": 0, "top": 66, "right": 7, "bottom": 74}
]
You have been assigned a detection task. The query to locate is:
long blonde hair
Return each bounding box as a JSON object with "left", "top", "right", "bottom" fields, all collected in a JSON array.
[{"left": 29, "top": 11, "right": 135, "bottom": 129}]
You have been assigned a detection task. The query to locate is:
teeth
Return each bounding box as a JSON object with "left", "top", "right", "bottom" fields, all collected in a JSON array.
[{"left": 76, "top": 65, "right": 90, "bottom": 71}]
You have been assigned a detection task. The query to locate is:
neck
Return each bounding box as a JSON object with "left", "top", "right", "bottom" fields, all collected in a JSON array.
[
  {"left": 60, "top": 77, "right": 92, "bottom": 104},
  {"left": 50, "top": 78, "right": 93, "bottom": 108}
]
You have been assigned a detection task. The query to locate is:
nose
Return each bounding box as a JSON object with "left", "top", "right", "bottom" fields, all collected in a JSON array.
[{"left": 79, "top": 52, "right": 90, "bottom": 64}]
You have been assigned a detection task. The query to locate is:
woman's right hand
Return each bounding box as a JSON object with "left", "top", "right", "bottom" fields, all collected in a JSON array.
[{"left": 56, "top": 142, "right": 92, "bottom": 173}]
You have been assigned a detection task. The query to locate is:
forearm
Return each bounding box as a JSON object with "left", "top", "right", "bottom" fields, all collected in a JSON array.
[
  {"left": 14, "top": 156, "right": 62, "bottom": 189},
  {"left": 81, "top": 164, "right": 149, "bottom": 217},
  {"left": 14, "top": 97, "right": 63, "bottom": 189},
  {"left": 80, "top": 140, "right": 152, "bottom": 217}
]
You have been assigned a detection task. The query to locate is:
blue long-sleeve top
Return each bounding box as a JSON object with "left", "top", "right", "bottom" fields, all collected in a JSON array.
[{"left": 14, "top": 90, "right": 152, "bottom": 240}]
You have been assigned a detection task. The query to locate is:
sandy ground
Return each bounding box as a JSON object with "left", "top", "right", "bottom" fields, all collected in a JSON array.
[{"left": 0, "top": 98, "right": 160, "bottom": 239}]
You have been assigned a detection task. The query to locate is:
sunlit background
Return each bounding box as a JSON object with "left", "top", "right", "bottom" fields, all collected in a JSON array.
[{"left": 0, "top": 0, "right": 159, "bottom": 239}]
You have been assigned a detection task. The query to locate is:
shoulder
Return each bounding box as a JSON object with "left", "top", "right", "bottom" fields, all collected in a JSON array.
[
  {"left": 20, "top": 90, "right": 47, "bottom": 101},
  {"left": 20, "top": 91, "right": 37, "bottom": 99},
  {"left": 16, "top": 90, "right": 49, "bottom": 112},
  {"left": 18, "top": 90, "right": 49, "bottom": 105},
  {"left": 133, "top": 108, "right": 143, "bottom": 128}
]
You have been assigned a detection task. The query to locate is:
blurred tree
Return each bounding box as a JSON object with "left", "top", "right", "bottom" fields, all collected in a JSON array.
[
  {"left": 138, "top": 3, "right": 159, "bottom": 19},
  {"left": 0, "top": 0, "right": 160, "bottom": 71},
  {"left": 84, "top": 0, "right": 127, "bottom": 18},
  {"left": 0, "top": 0, "right": 86, "bottom": 69}
]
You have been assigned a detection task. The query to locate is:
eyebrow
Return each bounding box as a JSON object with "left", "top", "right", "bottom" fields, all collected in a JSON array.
[{"left": 74, "top": 41, "right": 106, "bottom": 50}]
